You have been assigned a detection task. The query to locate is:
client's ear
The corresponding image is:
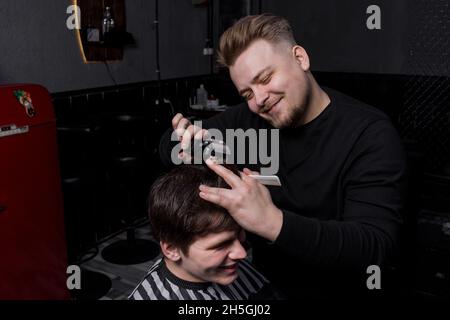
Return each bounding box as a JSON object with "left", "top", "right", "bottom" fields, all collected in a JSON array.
[{"left": 160, "top": 241, "right": 181, "bottom": 262}]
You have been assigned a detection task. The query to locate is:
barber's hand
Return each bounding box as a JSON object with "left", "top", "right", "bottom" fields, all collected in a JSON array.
[
  {"left": 172, "top": 113, "right": 209, "bottom": 162},
  {"left": 199, "top": 160, "right": 283, "bottom": 242}
]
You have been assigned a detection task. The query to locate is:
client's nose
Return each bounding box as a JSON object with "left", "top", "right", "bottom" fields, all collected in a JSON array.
[{"left": 228, "top": 239, "right": 247, "bottom": 261}]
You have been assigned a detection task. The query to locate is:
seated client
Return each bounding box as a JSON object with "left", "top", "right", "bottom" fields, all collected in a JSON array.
[{"left": 129, "top": 165, "right": 277, "bottom": 300}]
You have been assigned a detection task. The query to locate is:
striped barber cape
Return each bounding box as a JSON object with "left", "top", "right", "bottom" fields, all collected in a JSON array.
[{"left": 129, "top": 258, "right": 270, "bottom": 300}]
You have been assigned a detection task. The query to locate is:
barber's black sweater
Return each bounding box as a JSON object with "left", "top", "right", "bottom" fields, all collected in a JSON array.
[{"left": 159, "top": 88, "right": 407, "bottom": 298}]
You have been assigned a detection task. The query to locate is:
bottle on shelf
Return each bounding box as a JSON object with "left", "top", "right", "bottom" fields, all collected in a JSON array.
[
  {"left": 102, "top": 6, "right": 115, "bottom": 36},
  {"left": 196, "top": 84, "right": 208, "bottom": 108}
]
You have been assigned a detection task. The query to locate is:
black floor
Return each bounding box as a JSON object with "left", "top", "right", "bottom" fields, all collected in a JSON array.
[{"left": 76, "top": 223, "right": 160, "bottom": 300}]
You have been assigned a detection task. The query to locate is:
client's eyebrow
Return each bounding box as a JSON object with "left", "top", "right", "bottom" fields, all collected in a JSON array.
[{"left": 205, "top": 235, "right": 236, "bottom": 250}]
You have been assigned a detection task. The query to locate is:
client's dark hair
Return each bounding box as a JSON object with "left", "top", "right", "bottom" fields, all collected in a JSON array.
[{"left": 148, "top": 165, "right": 240, "bottom": 254}]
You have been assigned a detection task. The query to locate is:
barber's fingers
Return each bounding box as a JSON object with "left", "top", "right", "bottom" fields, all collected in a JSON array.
[
  {"left": 178, "top": 128, "right": 209, "bottom": 163},
  {"left": 199, "top": 186, "right": 233, "bottom": 209},
  {"left": 243, "top": 168, "right": 259, "bottom": 176},
  {"left": 194, "top": 128, "right": 209, "bottom": 141},
  {"left": 172, "top": 113, "right": 187, "bottom": 130},
  {"left": 172, "top": 113, "right": 183, "bottom": 129},
  {"left": 178, "top": 151, "right": 192, "bottom": 163},
  {"left": 173, "top": 116, "right": 192, "bottom": 141},
  {"left": 205, "top": 159, "right": 242, "bottom": 189},
  {"left": 241, "top": 168, "right": 260, "bottom": 186},
  {"left": 181, "top": 124, "right": 203, "bottom": 149},
  {"left": 181, "top": 126, "right": 209, "bottom": 149}
]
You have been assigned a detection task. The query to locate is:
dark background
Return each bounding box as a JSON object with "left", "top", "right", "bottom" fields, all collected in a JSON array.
[{"left": 1, "top": 0, "right": 444, "bottom": 92}]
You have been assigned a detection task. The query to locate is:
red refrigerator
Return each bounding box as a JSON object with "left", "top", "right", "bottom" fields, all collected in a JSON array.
[{"left": 0, "top": 84, "right": 70, "bottom": 299}]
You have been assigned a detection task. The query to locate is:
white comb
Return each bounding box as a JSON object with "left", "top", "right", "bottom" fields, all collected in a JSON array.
[{"left": 248, "top": 175, "right": 282, "bottom": 186}]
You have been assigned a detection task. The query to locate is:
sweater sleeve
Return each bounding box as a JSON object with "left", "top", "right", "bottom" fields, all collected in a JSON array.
[{"left": 274, "top": 119, "right": 407, "bottom": 269}]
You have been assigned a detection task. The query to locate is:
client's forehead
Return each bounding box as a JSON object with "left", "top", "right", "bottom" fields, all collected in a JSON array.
[{"left": 189, "top": 229, "right": 240, "bottom": 250}]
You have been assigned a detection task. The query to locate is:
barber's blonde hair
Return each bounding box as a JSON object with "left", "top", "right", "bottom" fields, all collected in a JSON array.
[{"left": 217, "top": 14, "right": 296, "bottom": 67}]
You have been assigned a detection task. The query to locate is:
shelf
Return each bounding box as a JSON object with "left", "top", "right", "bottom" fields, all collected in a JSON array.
[{"left": 77, "top": 0, "right": 126, "bottom": 62}]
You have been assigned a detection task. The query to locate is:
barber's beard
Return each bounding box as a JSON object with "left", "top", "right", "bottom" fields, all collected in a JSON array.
[
  {"left": 280, "top": 82, "right": 312, "bottom": 129},
  {"left": 270, "top": 96, "right": 308, "bottom": 129},
  {"left": 280, "top": 105, "right": 305, "bottom": 128},
  {"left": 267, "top": 109, "right": 294, "bottom": 128}
]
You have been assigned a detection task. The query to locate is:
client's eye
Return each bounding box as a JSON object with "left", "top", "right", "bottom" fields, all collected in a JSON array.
[
  {"left": 216, "top": 239, "right": 234, "bottom": 250},
  {"left": 243, "top": 92, "right": 254, "bottom": 101}
]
